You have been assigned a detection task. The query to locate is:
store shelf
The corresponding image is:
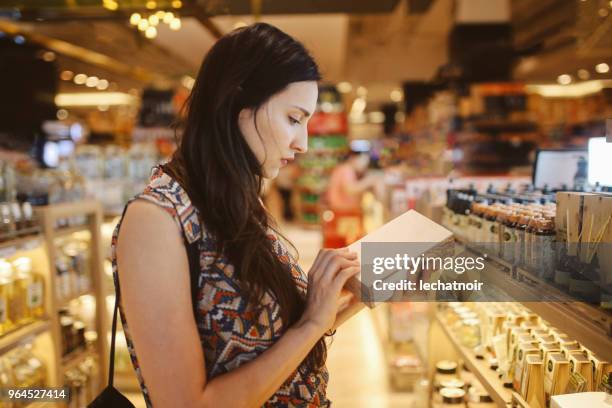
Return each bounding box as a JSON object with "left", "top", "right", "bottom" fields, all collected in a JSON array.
[
  {"left": 0, "top": 320, "right": 52, "bottom": 355},
  {"left": 0, "top": 233, "right": 44, "bottom": 257},
  {"left": 53, "top": 224, "right": 89, "bottom": 238},
  {"left": 435, "top": 313, "right": 514, "bottom": 407},
  {"left": 58, "top": 289, "right": 95, "bottom": 309},
  {"left": 61, "top": 348, "right": 98, "bottom": 373},
  {"left": 454, "top": 238, "right": 612, "bottom": 361}
]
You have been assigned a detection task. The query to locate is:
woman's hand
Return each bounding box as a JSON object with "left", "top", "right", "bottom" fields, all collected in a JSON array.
[{"left": 300, "top": 248, "right": 360, "bottom": 335}]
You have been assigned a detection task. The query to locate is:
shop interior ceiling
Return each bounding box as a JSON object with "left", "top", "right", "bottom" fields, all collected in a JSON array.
[{"left": 2, "top": 0, "right": 611, "bottom": 107}]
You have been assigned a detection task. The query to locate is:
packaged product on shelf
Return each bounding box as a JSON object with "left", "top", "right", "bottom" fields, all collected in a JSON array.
[
  {"left": 0, "top": 261, "right": 27, "bottom": 328},
  {"left": 587, "top": 352, "right": 611, "bottom": 391},
  {"left": 0, "top": 204, "right": 15, "bottom": 240},
  {"left": 533, "top": 218, "right": 556, "bottom": 280},
  {"left": 0, "top": 264, "right": 12, "bottom": 335},
  {"left": 560, "top": 342, "right": 582, "bottom": 358},
  {"left": 539, "top": 342, "right": 562, "bottom": 366},
  {"left": 63, "top": 241, "right": 91, "bottom": 293},
  {"left": 521, "top": 354, "right": 545, "bottom": 408},
  {"left": 513, "top": 343, "right": 539, "bottom": 390},
  {"left": 433, "top": 360, "right": 459, "bottom": 392},
  {"left": 55, "top": 255, "right": 74, "bottom": 301},
  {"left": 567, "top": 352, "right": 593, "bottom": 392},
  {"left": 544, "top": 352, "right": 571, "bottom": 404},
  {"left": 466, "top": 385, "right": 493, "bottom": 407},
  {"left": 435, "top": 387, "right": 466, "bottom": 407},
  {"left": 500, "top": 212, "right": 518, "bottom": 263},
  {"left": 12, "top": 257, "right": 44, "bottom": 321},
  {"left": 490, "top": 333, "right": 511, "bottom": 386}
]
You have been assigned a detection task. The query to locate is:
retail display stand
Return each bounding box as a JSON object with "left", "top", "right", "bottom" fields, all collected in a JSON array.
[{"left": 37, "top": 200, "right": 109, "bottom": 402}]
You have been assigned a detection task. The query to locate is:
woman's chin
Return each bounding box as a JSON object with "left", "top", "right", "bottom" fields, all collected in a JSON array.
[{"left": 262, "top": 166, "right": 280, "bottom": 179}]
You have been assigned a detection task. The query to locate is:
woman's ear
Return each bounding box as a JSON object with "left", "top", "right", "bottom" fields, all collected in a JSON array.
[{"left": 238, "top": 107, "right": 254, "bottom": 122}]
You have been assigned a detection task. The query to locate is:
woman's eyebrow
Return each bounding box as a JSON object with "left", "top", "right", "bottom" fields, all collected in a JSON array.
[{"left": 291, "top": 105, "right": 311, "bottom": 118}]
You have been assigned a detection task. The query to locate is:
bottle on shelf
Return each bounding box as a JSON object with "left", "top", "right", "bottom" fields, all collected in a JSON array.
[{"left": 12, "top": 257, "right": 45, "bottom": 322}]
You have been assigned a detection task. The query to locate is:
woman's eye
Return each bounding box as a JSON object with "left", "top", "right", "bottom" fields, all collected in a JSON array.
[{"left": 289, "top": 116, "right": 301, "bottom": 125}]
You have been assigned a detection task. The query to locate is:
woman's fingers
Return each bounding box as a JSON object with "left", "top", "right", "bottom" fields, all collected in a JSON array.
[
  {"left": 337, "top": 290, "right": 354, "bottom": 312},
  {"left": 332, "top": 266, "right": 360, "bottom": 293},
  {"left": 318, "top": 254, "right": 359, "bottom": 285}
]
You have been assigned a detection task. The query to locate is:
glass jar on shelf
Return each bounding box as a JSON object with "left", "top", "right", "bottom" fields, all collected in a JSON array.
[
  {"left": 0, "top": 261, "right": 14, "bottom": 335},
  {"left": 12, "top": 257, "right": 45, "bottom": 322}
]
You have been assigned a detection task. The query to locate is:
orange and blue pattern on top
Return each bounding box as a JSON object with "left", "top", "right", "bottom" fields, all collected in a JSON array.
[{"left": 110, "top": 166, "right": 330, "bottom": 408}]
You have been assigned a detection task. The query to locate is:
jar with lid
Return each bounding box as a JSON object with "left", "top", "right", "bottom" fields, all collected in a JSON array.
[
  {"left": 501, "top": 213, "right": 518, "bottom": 264},
  {"left": 495, "top": 210, "right": 509, "bottom": 259},
  {"left": 458, "top": 318, "right": 481, "bottom": 349},
  {"left": 468, "top": 203, "right": 484, "bottom": 243},
  {"left": 534, "top": 219, "right": 556, "bottom": 280},
  {"left": 434, "top": 360, "right": 459, "bottom": 391},
  {"left": 12, "top": 257, "right": 45, "bottom": 321},
  {"left": 0, "top": 261, "right": 14, "bottom": 335},
  {"left": 524, "top": 216, "right": 539, "bottom": 271},
  {"left": 434, "top": 387, "right": 466, "bottom": 407},
  {"left": 466, "top": 385, "right": 493, "bottom": 408}
]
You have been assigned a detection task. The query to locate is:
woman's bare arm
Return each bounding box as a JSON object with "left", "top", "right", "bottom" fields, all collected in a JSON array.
[{"left": 117, "top": 200, "right": 357, "bottom": 408}]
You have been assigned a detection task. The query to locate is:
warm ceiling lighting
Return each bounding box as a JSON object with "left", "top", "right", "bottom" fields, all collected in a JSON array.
[
  {"left": 56, "top": 109, "right": 69, "bottom": 120},
  {"left": 85, "top": 76, "right": 99, "bottom": 88},
  {"left": 557, "top": 74, "right": 572, "bottom": 85},
  {"left": 55, "top": 92, "right": 138, "bottom": 107},
  {"left": 129, "top": 13, "right": 141, "bottom": 25},
  {"left": 60, "top": 70, "right": 74, "bottom": 81},
  {"left": 336, "top": 81, "right": 352, "bottom": 93},
  {"left": 172, "top": 0, "right": 183, "bottom": 8},
  {"left": 97, "top": 79, "right": 109, "bottom": 90},
  {"left": 169, "top": 17, "right": 181, "bottom": 30},
  {"left": 145, "top": 26, "right": 158, "bottom": 39},
  {"left": 350, "top": 97, "right": 367, "bottom": 115},
  {"left": 526, "top": 80, "right": 608, "bottom": 98},
  {"left": 368, "top": 111, "right": 385, "bottom": 124},
  {"left": 146, "top": 1, "right": 157, "bottom": 10},
  {"left": 356, "top": 86, "right": 367, "bottom": 97},
  {"left": 73, "top": 73, "right": 87, "bottom": 85},
  {"left": 595, "top": 62, "right": 610, "bottom": 73},
  {"left": 390, "top": 89, "right": 403, "bottom": 102},
  {"left": 148, "top": 15, "right": 159, "bottom": 26},
  {"left": 138, "top": 19, "right": 149, "bottom": 31},
  {"left": 577, "top": 69, "right": 590, "bottom": 80},
  {"left": 155, "top": 10, "right": 166, "bottom": 18}
]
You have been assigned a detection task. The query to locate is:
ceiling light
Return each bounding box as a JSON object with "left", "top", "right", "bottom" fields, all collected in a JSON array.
[
  {"left": 557, "top": 74, "right": 572, "bottom": 85},
  {"left": 577, "top": 69, "right": 590, "bottom": 80},
  {"left": 146, "top": 1, "right": 157, "bottom": 9},
  {"left": 138, "top": 19, "right": 149, "bottom": 31},
  {"left": 129, "top": 13, "right": 141, "bottom": 25},
  {"left": 145, "top": 26, "right": 158, "bottom": 39},
  {"left": 356, "top": 86, "right": 367, "bottom": 97},
  {"left": 155, "top": 10, "right": 166, "bottom": 18},
  {"left": 97, "top": 79, "right": 109, "bottom": 90},
  {"left": 336, "top": 81, "right": 352, "bottom": 93},
  {"left": 60, "top": 70, "right": 74, "bottom": 81},
  {"left": 73, "top": 74, "right": 87, "bottom": 85},
  {"left": 85, "top": 76, "right": 99, "bottom": 88},
  {"left": 55, "top": 92, "right": 138, "bottom": 107},
  {"left": 172, "top": 0, "right": 183, "bottom": 8},
  {"left": 595, "top": 63, "right": 610, "bottom": 73},
  {"left": 526, "top": 80, "right": 607, "bottom": 98},
  {"left": 148, "top": 15, "right": 159, "bottom": 26},
  {"left": 599, "top": 8, "right": 609, "bottom": 17},
  {"left": 103, "top": 0, "right": 118, "bottom": 11},
  {"left": 390, "top": 89, "right": 403, "bottom": 102},
  {"left": 169, "top": 17, "right": 181, "bottom": 30},
  {"left": 163, "top": 12, "right": 174, "bottom": 24}
]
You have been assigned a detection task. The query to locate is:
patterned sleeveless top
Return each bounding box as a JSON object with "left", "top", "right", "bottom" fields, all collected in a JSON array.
[{"left": 111, "top": 166, "right": 330, "bottom": 407}]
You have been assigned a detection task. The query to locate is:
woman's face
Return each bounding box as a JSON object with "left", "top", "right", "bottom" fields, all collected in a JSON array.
[{"left": 239, "top": 81, "right": 318, "bottom": 178}]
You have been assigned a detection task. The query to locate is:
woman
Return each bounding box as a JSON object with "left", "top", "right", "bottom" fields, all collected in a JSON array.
[{"left": 113, "top": 23, "right": 364, "bottom": 407}]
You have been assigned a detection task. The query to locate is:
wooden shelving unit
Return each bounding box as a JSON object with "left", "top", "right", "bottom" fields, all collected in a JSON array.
[
  {"left": 0, "top": 320, "right": 52, "bottom": 355},
  {"left": 454, "top": 237, "right": 612, "bottom": 361},
  {"left": 435, "top": 312, "right": 517, "bottom": 407},
  {"left": 34, "top": 200, "right": 109, "bottom": 403}
]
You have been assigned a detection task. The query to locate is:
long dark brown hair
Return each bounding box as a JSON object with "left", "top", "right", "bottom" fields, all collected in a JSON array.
[{"left": 166, "top": 23, "right": 325, "bottom": 370}]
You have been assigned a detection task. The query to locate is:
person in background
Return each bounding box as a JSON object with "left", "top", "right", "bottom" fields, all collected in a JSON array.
[
  {"left": 275, "top": 161, "right": 299, "bottom": 221},
  {"left": 325, "top": 151, "right": 377, "bottom": 245}
]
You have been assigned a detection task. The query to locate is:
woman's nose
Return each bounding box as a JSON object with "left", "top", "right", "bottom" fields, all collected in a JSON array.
[{"left": 291, "top": 130, "right": 308, "bottom": 154}]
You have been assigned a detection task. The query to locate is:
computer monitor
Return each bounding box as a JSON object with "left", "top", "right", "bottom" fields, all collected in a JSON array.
[
  {"left": 588, "top": 137, "right": 612, "bottom": 188},
  {"left": 533, "top": 148, "right": 588, "bottom": 190}
]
